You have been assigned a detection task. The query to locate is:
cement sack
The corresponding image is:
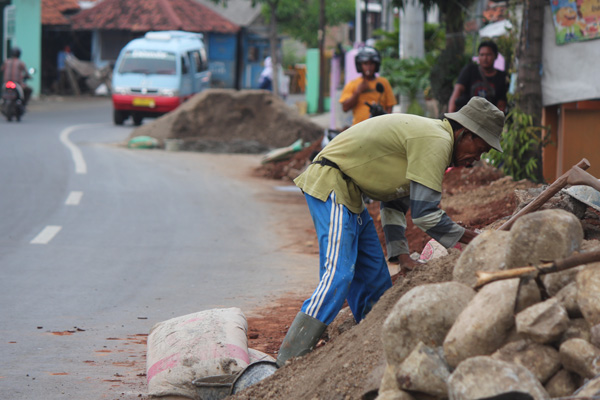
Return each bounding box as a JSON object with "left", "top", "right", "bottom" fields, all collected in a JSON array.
[
  {"left": 146, "top": 308, "right": 250, "bottom": 399},
  {"left": 420, "top": 239, "right": 463, "bottom": 262}
]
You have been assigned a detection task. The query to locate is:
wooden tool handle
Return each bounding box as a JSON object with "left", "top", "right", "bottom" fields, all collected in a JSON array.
[
  {"left": 498, "top": 158, "right": 590, "bottom": 231},
  {"left": 475, "top": 250, "right": 600, "bottom": 288}
]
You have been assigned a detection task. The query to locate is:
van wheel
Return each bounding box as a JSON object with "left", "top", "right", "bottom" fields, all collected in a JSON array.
[
  {"left": 113, "top": 110, "right": 126, "bottom": 125},
  {"left": 133, "top": 115, "right": 143, "bottom": 126}
]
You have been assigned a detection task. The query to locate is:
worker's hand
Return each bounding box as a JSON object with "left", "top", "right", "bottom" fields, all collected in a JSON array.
[
  {"left": 355, "top": 79, "right": 370, "bottom": 95},
  {"left": 396, "top": 253, "right": 419, "bottom": 272}
]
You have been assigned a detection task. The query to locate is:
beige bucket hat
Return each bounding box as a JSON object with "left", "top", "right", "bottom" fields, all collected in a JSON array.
[{"left": 444, "top": 96, "right": 505, "bottom": 152}]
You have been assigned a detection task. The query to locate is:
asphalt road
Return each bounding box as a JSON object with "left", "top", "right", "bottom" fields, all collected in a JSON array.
[{"left": 0, "top": 96, "right": 316, "bottom": 399}]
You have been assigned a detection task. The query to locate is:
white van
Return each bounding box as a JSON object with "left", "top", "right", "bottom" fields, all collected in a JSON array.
[{"left": 111, "top": 31, "right": 210, "bottom": 125}]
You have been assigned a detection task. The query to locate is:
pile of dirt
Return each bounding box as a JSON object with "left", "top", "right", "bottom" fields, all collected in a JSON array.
[{"left": 129, "top": 89, "right": 324, "bottom": 153}]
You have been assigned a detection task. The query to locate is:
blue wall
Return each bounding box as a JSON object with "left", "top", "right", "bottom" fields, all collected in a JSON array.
[
  {"left": 239, "top": 32, "right": 270, "bottom": 89},
  {"left": 207, "top": 33, "right": 236, "bottom": 88}
]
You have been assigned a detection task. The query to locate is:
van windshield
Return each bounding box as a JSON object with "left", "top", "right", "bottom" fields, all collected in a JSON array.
[{"left": 118, "top": 50, "right": 177, "bottom": 75}]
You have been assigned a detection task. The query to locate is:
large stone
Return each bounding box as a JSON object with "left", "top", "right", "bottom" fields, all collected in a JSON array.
[
  {"left": 382, "top": 282, "right": 475, "bottom": 366},
  {"left": 514, "top": 280, "right": 542, "bottom": 313},
  {"left": 576, "top": 375, "right": 600, "bottom": 397},
  {"left": 591, "top": 323, "right": 600, "bottom": 348},
  {"left": 559, "top": 338, "right": 600, "bottom": 379},
  {"left": 506, "top": 209, "right": 583, "bottom": 269},
  {"left": 543, "top": 266, "right": 585, "bottom": 297},
  {"left": 544, "top": 369, "right": 577, "bottom": 398},
  {"left": 560, "top": 318, "right": 591, "bottom": 344},
  {"left": 515, "top": 298, "right": 570, "bottom": 343},
  {"left": 554, "top": 282, "right": 581, "bottom": 318},
  {"left": 453, "top": 230, "right": 510, "bottom": 288},
  {"left": 396, "top": 342, "right": 450, "bottom": 397},
  {"left": 379, "top": 364, "right": 400, "bottom": 393},
  {"left": 576, "top": 264, "right": 600, "bottom": 325},
  {"left": 443, "top": 279, "right": 519, "bottom": 368},
  {"left": 447, "top": 356, "right": 549, "bottom": 400},
  {"left": 491, "top": 340, "right": 561, "bottom": 384}
]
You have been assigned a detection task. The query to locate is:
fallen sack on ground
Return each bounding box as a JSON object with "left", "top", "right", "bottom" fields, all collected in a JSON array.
[
  {"left": 128, "top": 135, "right": 159, "bottom": 149},
  {"left": 146, "top": 307, "right": 250, "bottom": 399}
]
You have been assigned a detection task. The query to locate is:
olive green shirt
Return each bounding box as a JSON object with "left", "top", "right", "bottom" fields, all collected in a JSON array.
[{"left": 294, "top": 114, "right": 454, "bottom": 214}]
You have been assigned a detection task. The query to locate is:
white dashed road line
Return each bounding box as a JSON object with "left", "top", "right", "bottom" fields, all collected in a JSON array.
[
  {"left": 31, "top": 125, "right": 98, "bottom": 245},
  {"left": 65, "top": 191, "right": 83, "bottom": 205},
  {"left": 59, "top": 124, "right": 93, "bottom": 175},
  {"left": 30, "top": 226, "right": 62, "bottom": 244}
]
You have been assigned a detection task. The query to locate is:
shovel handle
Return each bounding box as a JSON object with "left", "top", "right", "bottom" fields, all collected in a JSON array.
[{"left": 498, "top": 158, "right": 590, "bottom": 231}]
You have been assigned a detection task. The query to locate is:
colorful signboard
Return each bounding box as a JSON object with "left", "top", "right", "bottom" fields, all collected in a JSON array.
[{"left": 550, "top": 0, "right": 600, "bottom": 44}]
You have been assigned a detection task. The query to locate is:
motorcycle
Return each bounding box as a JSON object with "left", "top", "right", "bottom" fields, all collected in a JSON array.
[{"left": 1, "top": 68, "right": 35, "bottom": 122}]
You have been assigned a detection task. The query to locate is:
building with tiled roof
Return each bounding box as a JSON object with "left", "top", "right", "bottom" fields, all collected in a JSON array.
[
  {"left": 42, "top": 0, "right": 80, "bottom": 26},
  {"left": 30, "top": 0, "right": 278, "bottom": 92},
  {"left": 70, "top": 0, "right": 239, "bottom": 34}
]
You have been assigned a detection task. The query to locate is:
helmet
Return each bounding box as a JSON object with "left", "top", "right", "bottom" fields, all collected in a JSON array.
[
  {"left": 10, "top": 47, "right": 21, "bottom": 58},
  {"left": 355, "top": 46, "right": 381, "bottom": 73}
]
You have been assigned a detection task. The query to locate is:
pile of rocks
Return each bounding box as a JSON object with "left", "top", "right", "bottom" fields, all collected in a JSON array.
[{"left": 378, "top": 209, "right": 600, "bottom": 400}]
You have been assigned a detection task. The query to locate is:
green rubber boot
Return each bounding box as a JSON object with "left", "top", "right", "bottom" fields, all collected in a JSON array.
[{"left": 276, "top": 312, "right": 327, "bottom": 367}]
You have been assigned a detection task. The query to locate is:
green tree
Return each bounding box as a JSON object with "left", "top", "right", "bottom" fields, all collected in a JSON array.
[
  {"left": 273, "top": 0, "right": 354, "bottom": 49},
  {"left": 381, "top": 55, "right": 434, "bottom": 115}
]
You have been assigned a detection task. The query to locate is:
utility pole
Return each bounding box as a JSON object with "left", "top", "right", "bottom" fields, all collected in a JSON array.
[
  {"left": 399, "top": 0, "right": 425, "bottom": 113},
  {"left": 317, "top": 0, "right": 326, "bottom": 113},
  {"left": 355, "top": 0, "right": 362, "bottom": 45}
]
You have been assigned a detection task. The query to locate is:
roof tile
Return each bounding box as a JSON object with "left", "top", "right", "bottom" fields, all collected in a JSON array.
[
  {"left": 42, "top": 0, "right": 80, "bottom": 25},
  {"left": 70, "top": 0, "right": 239, "bottom": 33}
]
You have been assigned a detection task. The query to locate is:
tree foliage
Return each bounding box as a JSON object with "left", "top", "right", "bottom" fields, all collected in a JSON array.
[
  {"left": 485, "top": 104, "right": 549, "bottom": 182},
  {"left": 265, "top": 0, "right": 355, "bottom": 48},
  {"left": 381, "top": 55, "right": 435, "bottom": 115}
]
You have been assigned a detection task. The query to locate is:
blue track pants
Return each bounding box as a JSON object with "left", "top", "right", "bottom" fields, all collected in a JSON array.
[{"left": 301, "top": 192, "right": 392, "bottom": 325}]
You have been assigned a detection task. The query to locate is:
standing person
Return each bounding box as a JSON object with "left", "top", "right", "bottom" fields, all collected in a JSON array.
[
  {"left": 276, "top": 97, "right": 505, "bottom": 366},
  {"left": 56, "top": 45, "right": 71, "bottom": 94},
  {"left": 447, "top": 40, "right": 508, "bottom": 113},
  {"left": 340, "top": 46, "right": 396, "bottom": 126},
  {"left": 1, "top": 47, "right": 32, "bottom": 105},
  {"left": 258, "top": 56, "right": 273, "bottom": 91}
]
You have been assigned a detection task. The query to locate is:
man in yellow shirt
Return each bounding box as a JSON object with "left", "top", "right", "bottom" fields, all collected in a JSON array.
[{"left": 340, "top": 46, "right": 396, "bottom": 126}]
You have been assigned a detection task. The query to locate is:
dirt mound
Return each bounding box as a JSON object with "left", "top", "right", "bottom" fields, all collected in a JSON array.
[
  {"left": 233, "top": 251, "right": 462, "bottom": 400},
  {"left": 129, "top": 89, "right": 324, "bottom": 153}
]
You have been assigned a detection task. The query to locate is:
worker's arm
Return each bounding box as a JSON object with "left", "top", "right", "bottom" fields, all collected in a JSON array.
[
  {"left": 409, "top": 181, "right": 473, "bottom": 248},
  {"left": 380, "top": 196, "right": 411, "bottom": 262},
  {"left": 341, "top": 79, "right": 368, "bottom": 112},
  {"left": 447, "top": 83, "right": 465, "bottom": 113}
]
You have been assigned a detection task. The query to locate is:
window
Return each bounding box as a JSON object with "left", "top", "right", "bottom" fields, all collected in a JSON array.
[
  {"left": 181, "top": 55, "right": 189, "bottom": 74},
  {"left": 118, "top": 50, "right": 176, "bottom": 75},
  {"left": 190, "top": 50, "right": 207, "bottom": 72}
]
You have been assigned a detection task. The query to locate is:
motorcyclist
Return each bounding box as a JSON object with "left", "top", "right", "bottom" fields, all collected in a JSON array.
[
  {"left": 1, "top": 47, "right": 32, "bottom": 105},
  {"left": 340, "top": 46, "right": 396, "bottom": 126}
]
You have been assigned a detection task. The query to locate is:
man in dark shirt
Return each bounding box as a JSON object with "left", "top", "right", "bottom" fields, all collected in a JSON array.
[{"left": 448, "top": 41, "right": 508, "bottom": 113}]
